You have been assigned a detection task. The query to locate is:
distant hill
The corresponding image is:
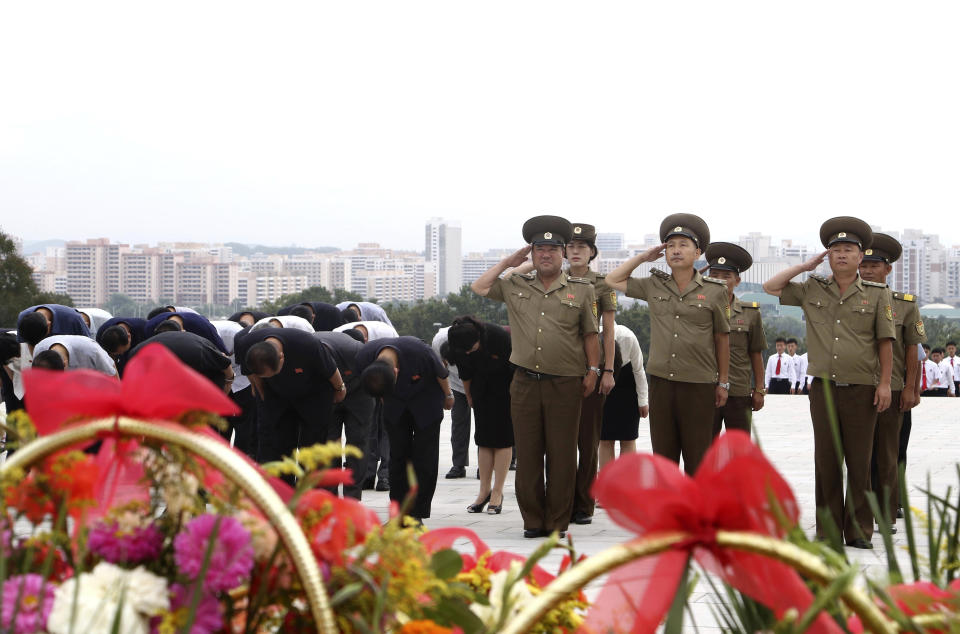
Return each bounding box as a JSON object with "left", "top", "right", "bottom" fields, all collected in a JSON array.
[
  {"left": 224, "top": 242, "right": 340, "bottom": 256},
  {"left": 21, "top": 239, "right": 66, "bottom": 255}
]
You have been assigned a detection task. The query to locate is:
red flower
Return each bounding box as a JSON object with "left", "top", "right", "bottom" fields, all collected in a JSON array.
[
  {"left": 315, "top": 468, "right": 354, "bottom": 488},
  {"left": 848, "top": 581, "right": 960, "bottom": 634},
  {"left": 295, "top": 489, "right": 378, "bottom": 566}
]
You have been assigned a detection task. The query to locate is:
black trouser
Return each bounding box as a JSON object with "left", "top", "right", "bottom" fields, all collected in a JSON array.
[
  {"left": 228, "top": 386, "right": 258, "bottom": 459},
  {"left": 385, "top": 408, "right": 442, "bottom": 519},
  {"left": 870, "top": 391, "right": 902, "bottom": 523},
  {"left": 768, "top": 378, "right": 792, "bottom": 394},
  {"left": 257, "top": 397, "right": 332, "bottom": 474},
  {"left": 450, "top": 390, "right": 472, "bottom": 468},
  {"left": 712, "top": 395, "right": 752, "bottom": 437},
  {"left": 365, "top": 401, "right": 390, "bottom": 484},
  {"left": 327, "top": 389, "right": 376, "bottom": 499}
]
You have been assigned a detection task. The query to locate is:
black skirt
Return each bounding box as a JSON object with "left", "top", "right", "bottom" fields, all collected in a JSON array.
[
  {"left": 601, "top": 362, "right": 640, "bottom": 441},
  {"left": 472, "top": 369, "right": 514, "bottom": 449}
]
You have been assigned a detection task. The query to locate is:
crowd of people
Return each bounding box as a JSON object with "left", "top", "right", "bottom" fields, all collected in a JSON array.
[{"left": 0, "top": 212, "right": 944, "bottom": 547}]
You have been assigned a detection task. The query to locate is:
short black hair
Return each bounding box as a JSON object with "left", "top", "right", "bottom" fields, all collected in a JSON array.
[
  {"left": 33, "top": 349, "right": 66, "bottom": 371},
  {"left": 923, "top": 343, "right": 932, "bottom": 351},
  {"left": 289, "top": 305, "right": 314, "bottom": 323},
  {"left": 246, "top": 341, "right": 281, "bottom": 375},
  {"left": 0, "top": 332, "right": 20, "bottom": 364},
  {"left": 341, "top": 328, "right": 365, "bottom": 343},
  {"left": 154, "top": 319, "right": 183, "bottom": 334},
  {"left": 947, "top": 341, "right": 957, "bottom": 348},
  {"left": 775, "top": 337, "right": 787, "bottom": 344},
  {"left": 361, "top": 359, "right": 395, "bottom": 397},
  {"left": 146, "top": 306, "right": 172, "bottom": 320},
  {"left": 786, "top": 338, "right": 798, "bottom": 345},
  {"left": 18, "top": 312, "right": 50, "bottom": 347},
  {"left": 99, "top": 325, "right": 130, "bottom": 356},
  {"left": 933, "top": 347, "right": 946, "bottom": 355},
  {"left": 439, "top": 341, "right": 454, "bottom": 365},
  {"left": 341, "top": 306, "right": 361, "bottom": 323}
]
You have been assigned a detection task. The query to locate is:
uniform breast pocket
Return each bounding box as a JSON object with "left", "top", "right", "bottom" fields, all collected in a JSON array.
[
  {"left": 559, "top": 299, "right": 582, "bottom": 324},
  {"left": 683, "top": 301, "right": 713, "bottom": 328},
  {"left": 850, "top": 304, "right": 876, "bottom": 332},
  {"left": 509, "top": 290, "right": 531, "bottom": 306},
  {"left": 649, "top": 295, "right": 672, "bottom": 315},
  {"left": 806, "top": 298, "right": 828, "bottom": 324}
]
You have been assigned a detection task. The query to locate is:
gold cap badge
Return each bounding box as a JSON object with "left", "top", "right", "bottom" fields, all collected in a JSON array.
[
  {"left": 838, "top": 232, "right": 847, "bottom": 238},
  {"left": 718, "top": 257, "right": 726, "bottom": 264},
  {"left": 573, "top": 226, "right": 582, "bottom": 234},
  {"left": 543, "top": 232, "right": 552, "bottom": 239},
  {"left": 865, "top": 249, "right": 873, "bottom": 255},
  {"left": 674, "top": 226, "right": 683, "bottom": 232}
]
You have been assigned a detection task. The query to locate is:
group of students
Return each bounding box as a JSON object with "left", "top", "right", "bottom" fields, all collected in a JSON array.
[
  {"left": 920, "top": 342, "right": 960, "bottom": 396},
  {"left": 764, "top": 337, "right": 811, "bottom": 394}
]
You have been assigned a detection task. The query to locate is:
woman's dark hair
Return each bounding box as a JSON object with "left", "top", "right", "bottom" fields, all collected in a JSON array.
[{"left": 447, "top": 315, "right": 484, "bottom": 354}]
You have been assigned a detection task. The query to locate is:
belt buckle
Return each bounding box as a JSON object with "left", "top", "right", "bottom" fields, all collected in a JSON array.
[{"left": 525, "top": 369, "right": 543, "bottom": 380}]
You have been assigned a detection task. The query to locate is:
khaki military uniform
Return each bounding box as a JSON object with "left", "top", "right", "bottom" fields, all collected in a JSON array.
[
  {"left": 487, "top": 271, "right": 598, "bottom": 533},
  {"left": 625, "top": 269, "right": 729, "bottom": 474},
  {"left": 780, "top": 274, "right": 895, "bottom": 541},
  {"left": 572, "top": 270, "right": 617, "bottom": 520},
  {"left": 872, "top": 291, "right": 925, "bottom": 519},
  {"left": 713, "top": 298, "right": 765, "bottom": 436}
]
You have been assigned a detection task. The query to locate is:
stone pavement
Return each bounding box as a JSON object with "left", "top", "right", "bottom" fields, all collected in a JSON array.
[{"left": 356, "top": 394, "right": 960, "bottom": 630}]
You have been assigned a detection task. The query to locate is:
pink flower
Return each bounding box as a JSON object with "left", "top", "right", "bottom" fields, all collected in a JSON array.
[
  {"left": 150, "top": 583, "right": 222, "bottom": 634},
  {"left": 1, "top": 574, "right": 56, "bottom": 633},
  {"left": 88, "top": 519, "right": 164, "bottom": 565},
  {"left": 173, "top": 514, "right": 254, "bottom": 593}
]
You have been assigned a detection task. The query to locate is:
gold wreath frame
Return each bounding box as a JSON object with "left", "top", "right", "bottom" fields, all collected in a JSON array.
[
  {"left": 0, "top": 417, "right": 337, "bottom": 634},
  {"left": 501, "top": 531, "right": 953, "bottom": 634}
]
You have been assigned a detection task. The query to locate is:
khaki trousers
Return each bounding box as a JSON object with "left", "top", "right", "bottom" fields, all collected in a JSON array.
[
  {"left": 510, "top": 370, "right": 583, "bottom": 532},
  {"left": 573, "top": 386, "right": 605, "bottom": 517},
  {"left": 871, "top": 390, "right": 902, "bottom": 523},
  {"left": 712, "top": 395, "right": 752, "bottom": 437},
  {"left": 809, "top": 379, "right": 878, "bottom": 542},
  {"left": 648, "top": 376, "right": 716, "bottom": 476}
]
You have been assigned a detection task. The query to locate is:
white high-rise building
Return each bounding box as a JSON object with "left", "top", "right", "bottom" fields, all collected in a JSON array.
[
  {"left": 595, "top": 233, "right": 625, "bottom": 253},
  {"left": 425, "top": 218, "right": 462, "bottom": 297}
]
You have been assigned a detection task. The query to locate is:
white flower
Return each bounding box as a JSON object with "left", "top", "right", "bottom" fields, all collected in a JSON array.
[
  {"left": 470, "top": 561, "right": 537, "bottom": 628},
  {"left": 47, "top": 562, "right": 169, "bottom": 634}
]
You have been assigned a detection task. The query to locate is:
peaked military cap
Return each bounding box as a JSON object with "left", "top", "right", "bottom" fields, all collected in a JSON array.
[
  {"left": 819, "top": 216, "right": 873, "bottom": 250},
  {"left": 522, "top": 215, "right": 572, "bottom": 246},
  {"left": 705, "top": 242, "right": 753, "bottom": 274},
  {"left": 569, "top": 222, "right": 597, "bottom": 244},
  {"left": 659, "top": 213, "right": 710, "bottom": 250},
  {"left": 862, "top": 233, "right": 902, "bottom": 264}
]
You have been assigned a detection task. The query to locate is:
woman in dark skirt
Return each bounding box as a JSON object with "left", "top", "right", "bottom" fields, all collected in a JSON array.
[
  {"left": 599, "top": 324, "right": 649, "bottom": 472},
  {"left": 447, "top": 316, "right": 514, "bottom": 515}
]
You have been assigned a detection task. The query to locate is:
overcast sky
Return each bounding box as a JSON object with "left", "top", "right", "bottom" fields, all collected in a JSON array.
[{"left": 2, "top": 2, "right": 958, "bottom": 255}]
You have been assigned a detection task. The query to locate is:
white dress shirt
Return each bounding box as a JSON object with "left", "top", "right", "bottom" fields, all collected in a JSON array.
[
  {"left": 764, "top": 352, "right": 797, "bottom": 388},
  {"left": 936, "top": 359, "right": 956, "bottom": 394},
  {"left": 336, "top": 301, "right": 394, "bottom": 327},
  {"left": 431, "top": 327, "right": 464, "bottom": 394},
  {"left": 210, "top": 320, "right": 250, "bottom": 392},
  {"left": 249, "top": 315, "right": 315, "bottom": 334},
  {"left": 334, "top": 320, "right": 399, "bottom": 341},
  {"left": 945, "top": 355, "right": 960, "bottom": 384},
  {"left": 613, "top": 324, "right": 648, "bottom": 408},
  {"left": 34, "top": 334, "right": 117, "bottom": 376},
  {"left": 922, "top": 359, "right": 941, "bottom": 392}
]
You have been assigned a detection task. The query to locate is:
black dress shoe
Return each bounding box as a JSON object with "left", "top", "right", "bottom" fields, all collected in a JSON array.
[
  {"left": 375, "top": 479, "right": 390, "bottom": 492},
  {"left": 509, "top": 458, "right": 517, "bottom": 471},
  {"left": 523, "top": 529, "right": 547, "bottom": 538},
  {"left": 361, "top": 477, "right": 375, "bottom": 490},
  {"left": 446, "top": 466, "right": 466, "bottom": 479},
  {"left": 845, "top": 538, "right": 874, "bottom": 549},
  {"left": 896, "top": 506, "right": 904, "bottom": 519},
  {"left": 487, "top": 493, "right": 503, "bottom": 515},
  {"left": 467, "top": 493, "right": 491, "bottom": 513},
  {"left": 572, "top": 511, "right": 593, "bottom": 525}
]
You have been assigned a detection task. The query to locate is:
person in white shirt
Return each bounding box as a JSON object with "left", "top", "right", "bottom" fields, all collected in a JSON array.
[
  {"left": 432, "top": 326, "right": 472, "bottom": 479},
  {"left": 337, "top": 301, "right": 394, "bottom": 327},
  {"left": 764, "top": 337, "right": 797, "bottom": 394},
  {"left": 32, "top": 334, "right": 118, "bottom": 377},
  {"left": 210, "top": 319, "right": 256, "bottom": 457},
  {"left": 945, "top": 341, "right": 959, "bottom": 395},
  {"left": 786, "top": 338, "right": 806, "bottom": 393},
  {"left": 598, "top": 324, "right": 649, "bottom": 472},
  {"left": 334, "top": 320, "right": 399, "bottom": 342},
  {"left": 920, "top": 344, "right": 943, "bottom": 396},
  {"left": 249, "top": 315, "right": 315, "bottom": 334},
  {"left": 795, "top": 351, "right": 811, "bottom": 394},
  {"left": 934, "top": 347, "right": 956, "bottom": 396}
]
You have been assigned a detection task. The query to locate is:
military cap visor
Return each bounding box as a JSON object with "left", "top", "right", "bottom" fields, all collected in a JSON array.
[
  {"left": 522, "top": 215, "right": 572, "bottom": 246},
  {"left": 819, "top": 216, "right": 873, "bottom": 250},
  {"left": 659, "top": 213, "right": 710, "bottom": 250},
  {"left": 862, "top": 233, "right": 902, "bottom": 264},
  {"left": 704, "top": 242, "right": 752, "bottom": 274}
]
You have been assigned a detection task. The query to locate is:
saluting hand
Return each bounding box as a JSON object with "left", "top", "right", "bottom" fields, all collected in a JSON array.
[
  {"left": 801, "top": 250, "right": 829, "bottom": 272},
  {"left": 639, "top": 243, "right": 668, "bottom": 264},
  {"left": 503, "top": 245, "right": 533, "bottom": 268}
]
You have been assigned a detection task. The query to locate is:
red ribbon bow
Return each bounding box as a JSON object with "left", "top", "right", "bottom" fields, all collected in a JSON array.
[{"left": 585, "top": 431, "right": 841, "bottom": 634}]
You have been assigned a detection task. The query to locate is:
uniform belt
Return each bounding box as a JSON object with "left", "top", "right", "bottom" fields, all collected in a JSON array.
[
  {"left": 770, "top": 378, "right": 791, "bottom": 383},
  {"left": 520, "top": 368, "right": 560, "bottom": 380}
]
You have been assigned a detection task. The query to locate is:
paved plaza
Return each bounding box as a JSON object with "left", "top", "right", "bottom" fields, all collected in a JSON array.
[{"left": 358, "top": 394, "right": 960, "bottom": 630}]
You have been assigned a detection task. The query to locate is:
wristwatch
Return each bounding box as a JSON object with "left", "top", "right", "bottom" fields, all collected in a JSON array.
[
  {"left": 754, "top": 387, "right": 767, "bottom": 395},
  {"left": 588, "top": 366, "right": 602, "bottom": 377},
  {"left": 717, "top": 381, "right": 730, "bottom": 391}
]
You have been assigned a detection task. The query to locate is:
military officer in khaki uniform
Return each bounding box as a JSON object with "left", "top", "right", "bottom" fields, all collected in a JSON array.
[
  {"left": 606, "top": 213, "right": 730, "bottom": 475},
  {"left": 859, "top": 233, "right": 925, "bottom": 529},
  {"left": 763, "top": 217, "right": 895, "bottom": 549},
  {"left": 704, "top": 242, "right": 767, "bottom": 436},
  {"left": 566, "top": 222, "right": 618, "bottom": 525},
  {"left": 471, "top": 215, "right": 601, "bottom": 539}
]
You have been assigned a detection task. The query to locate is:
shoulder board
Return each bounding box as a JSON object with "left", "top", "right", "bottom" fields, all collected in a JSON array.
[
  {"left": 567, "top": 276, "right": 591, "bottom": 284},
  {"left": 518, "top": 271, "right": 537, "bottom": 280},
  {"left": 744, "top": 302, "right": 760, "bottom": 309},
  {"left": 809, "top": 273, "right": 830, "bottom": 284},
  {"left": 651, "top": 268, "right": 671, "bottom": 280},
  {"left": 703, "top": 276, "right": 726, "bottom": 285},
  {"left": 862, "top": 280, "right": 886, "bottom": 288},
  {"left": 594, "top": 273, "right": 606, "bottom": 280},
  {"left": 893, "top": 292, "right": 916, "bottom": 302}
]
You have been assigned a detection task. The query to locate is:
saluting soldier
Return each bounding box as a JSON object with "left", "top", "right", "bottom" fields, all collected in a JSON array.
[
  {"left": 859, "top": 233, "right": 925, "bottom": 529},
  {"left": 606, "top": 213, "right": 730, "bottom": 475},
  {"left": 471, "top": 215, "right": 601, "bottom": 539},
  {"left": 567, "top": 222, "right": 618, "bottom": 526},
  {"left": 704, "top": 242, "right": 767, "bottom": 436},
  {"left": 763, "top": 217, "right": 895, "bottom": 549}
]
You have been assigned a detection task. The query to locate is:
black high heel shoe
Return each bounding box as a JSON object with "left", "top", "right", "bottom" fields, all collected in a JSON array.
[
  {"left": 467, "top": 493, "right": 491, "bottom": 513},
  {"left": 487, "top": 493, "right": 503, "bottom": 515}
]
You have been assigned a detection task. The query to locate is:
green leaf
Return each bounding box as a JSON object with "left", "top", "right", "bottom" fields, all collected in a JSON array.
[
  {"left": 430, "top": 549, "right": 464, "bottom": 580},
  {"left": 330, "top": 582, "right": 365, "bottom": 606},
  {"left": 663, "top": 556, "right": 692, "bottom": 634},
  {"left": 422, "top": 599, "right": 486, "bottom": 634}
]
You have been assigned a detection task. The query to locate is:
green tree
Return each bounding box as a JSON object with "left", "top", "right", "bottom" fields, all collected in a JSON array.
[
  {"left": 0, "top": 232, "right": 40, "bottom": 326},
  {"left": 918, "top": 317, "right": 960, "bottom": 350},
  {"left": 104, "top": 293, "right": 143, "bottom": 317},
  {"left": 615, "top": 304, "right": 651, "bottom": 356},
  {"left": 259, "top": 286, "right": 363, "bottom": 314}
]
